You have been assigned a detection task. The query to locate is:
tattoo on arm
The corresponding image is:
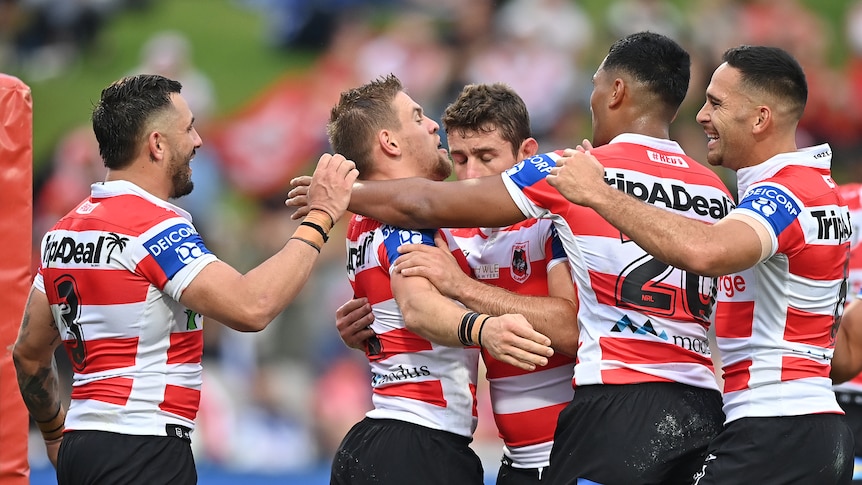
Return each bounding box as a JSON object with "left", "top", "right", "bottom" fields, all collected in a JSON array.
[{"left": 13, "top": 355, "right": 61, "bottom": 423}]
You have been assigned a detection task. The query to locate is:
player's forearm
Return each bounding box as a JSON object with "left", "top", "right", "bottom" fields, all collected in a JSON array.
[
  {"left": 590, "top": 187, "right": 719, "bottom": 275},
  {"left": 454, "top": 282, "right": 578, "bottom": 355},
  {"left": 401, "top": 295, "right": 480, "bottom": 348},
  {"left": 13, "top": 352, "right": 65, "bottom": 432}
]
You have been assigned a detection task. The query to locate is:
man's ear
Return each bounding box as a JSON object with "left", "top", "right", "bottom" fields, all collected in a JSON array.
[
  {"left": 147, "top": 132, "right": 165, "bottom": 162},
  {"left": 608, "top": 78, "right": 625, "bottom": 109},
  {"left": 752, "top": 105, "right": 772, "bottom": 135},
  {"left": 517, "top": 137, "right": 540, "bottom": 159},
  {"left": 378, "top": 129, "right": 400, "bottom": 157}
]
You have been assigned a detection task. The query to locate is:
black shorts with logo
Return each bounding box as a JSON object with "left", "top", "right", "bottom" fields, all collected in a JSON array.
[
  {"left": 545, "top": 382, "right": 724, "bottom": 485},
  {"left": 56, "top": 428, "right": 196, "bottom": 485},
  {"left": 330, "top": 417, "right": 484, "bottom": 485},
  {"left": 692, "top": 413, "right": 854, "bottom": 485}
]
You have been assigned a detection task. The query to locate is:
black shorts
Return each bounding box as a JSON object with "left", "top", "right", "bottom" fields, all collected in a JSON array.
[
  {"left": 497, "top": 455, "right": 547, "bottom": 485},
  {"left": 56, "top": 429, "right": 196, "bottom": 485},
  {"left": 692, "top": 414, "right": 853, "bottom": 485},
  {"left": 546, "top": 382, "right": 724, "bottom": 485},
  {"left": 837, "top": 392, "right": 862, "bottom": 482},
  {"left": 330, "top": 417, "right": 484, "bottom": 485}
]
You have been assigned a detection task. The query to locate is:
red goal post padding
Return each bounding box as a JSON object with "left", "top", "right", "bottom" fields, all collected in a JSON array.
[{"left": 0, "top": 73, "right": 33, "bottom": 484}]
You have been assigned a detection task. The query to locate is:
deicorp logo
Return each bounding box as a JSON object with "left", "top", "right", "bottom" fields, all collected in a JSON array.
[{"left": 145, "top": 223, "right": 211, "bottom": 279}]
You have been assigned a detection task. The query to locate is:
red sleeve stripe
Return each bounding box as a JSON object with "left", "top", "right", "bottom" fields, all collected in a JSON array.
[
  {"left": 43, "top": 268, "right": 150, "bottom": 306},
  {"left": 70, "top": 376, "right": 134, "bottom": 405},
  {"left": 64, "top": 337, "right": 138, "bottom": 374},
  {"left": 159, "top": 384, "right": 201, "bottom": 420},
  {"left": 134, "top": 254, "right": 169, "bottom": 290},
  {"left": 715, "top": 301, "right": 755, "bottom": 338},
  {"left": 167, "top": 331, "right": 204, "bottom": 364},
  {"left": 722, "top": 359, "right": 753, "bottom": 393},
  {"left": 355, "top": 268, "right": 393, "bottom": 305},
  {"left": 493, "top": 403, "right": 566, "bottom": 447},
  {"left": 373, "top": 380, "right": 447, "bottom": 408}
]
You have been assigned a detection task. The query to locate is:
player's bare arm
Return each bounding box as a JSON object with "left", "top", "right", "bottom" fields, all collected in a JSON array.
[
  {"left": 182, "top": 154, "right": 357, "bottom": 331},
  {"left": 392, "top": 270, "right": 553, "bottom": 371},
  {"left": 289, "top": 172, "right": 525, "bottom": 230},
  {"left": 548, "top": 149, "right": 764, "bottom": 277},
  {"left": 395, "top": 238, "right": 578, "bottom": 356},
  {"left": 12, "top": 288, "right": 65, "bottom": 467},
  {"left": 832, "top": 298, "right": 862, "bottom": 384}
]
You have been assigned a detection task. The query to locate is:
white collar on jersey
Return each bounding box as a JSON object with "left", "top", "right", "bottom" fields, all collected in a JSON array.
[
  {"left": 608, "top": 133, "right": 686, "bottom": 154},
  {"left": 90, "top": 180, "right": 194, "bottom": 222},
  {"left": 735, "top": 143, "right": 833, "bottom": 197}
]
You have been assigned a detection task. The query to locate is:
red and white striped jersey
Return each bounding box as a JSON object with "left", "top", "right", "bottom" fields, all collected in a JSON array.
[
  {"left": 451, "top": 219, "right": 574, "bottom": 469},
  {"left": 33, "top": 180, "right": 217, "bottom": 437},
  {"left": 716, "top": 144, "right": 847, "bottom": 422},
  {"left": 501, "top": 134, "right": 733, "bottom": 391},
  {"left": 346, "top": 215, "right": 480, "bottom": 438}
]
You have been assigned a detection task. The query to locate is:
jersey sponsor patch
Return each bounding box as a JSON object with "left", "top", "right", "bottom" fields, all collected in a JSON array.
[
  {"left": 381, "top": 227, "right": 435, "bottom": 266},
  {"left": 144, "top": 223, "right": 211, "bottom": 279},
  {"left": 738, "top": 184, "right": 800, "bottom": 235},
  {"left": 506, "top": 153, "right": 557, "bottom": 189}
]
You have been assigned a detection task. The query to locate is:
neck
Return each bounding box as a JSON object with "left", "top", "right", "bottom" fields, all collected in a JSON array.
[{"left": 105, "top": 162, "right": 170, "bottom": 200}]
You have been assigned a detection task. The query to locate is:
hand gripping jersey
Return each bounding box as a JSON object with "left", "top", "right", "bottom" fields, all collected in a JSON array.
[
  {"left": 451, "top": 220, "right": 574, "bottom": 469},
  {"left": 502, "top": 134, "right": 734, "bottom": 391},
  {"left": 346, "top": 215, "right": 480, "bottom": 438},
  {"left": 834, "top": 183, "right": 862, "bottom": 394},
  {"left": 34, "top": 180, "right": 218, "bottom": 437},
  {"left": 717, "top": 144, "right": 847, "bottom": 422}
]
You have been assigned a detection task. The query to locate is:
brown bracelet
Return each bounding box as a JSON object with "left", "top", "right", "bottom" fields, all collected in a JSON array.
[{"left": 290, "top": 236, "right": 321, "bottom": 253}]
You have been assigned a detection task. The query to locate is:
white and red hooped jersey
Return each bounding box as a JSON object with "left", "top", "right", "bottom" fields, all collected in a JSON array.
[
  {"left": 346, "top": 215, "right": 480, "bottom": 438},
  {"left": 451, "top": 219, "right": 575, "bottom": 469},
  {"left": 501, "top": 134, "right": 733, "bottom": 391},
  {"left": 33, "top": 180, "right": 217, "bottom": 437},
  {"left": 716, "top": 144, "right": 847, "bottom": 422},
  {"left": 833, "top": 183, "right": 862, "bottom": 393}
]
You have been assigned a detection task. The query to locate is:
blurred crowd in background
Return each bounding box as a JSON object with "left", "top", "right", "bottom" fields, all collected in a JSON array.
[{"left": 6, "top": 0, "right": 862, "bottom": 477}]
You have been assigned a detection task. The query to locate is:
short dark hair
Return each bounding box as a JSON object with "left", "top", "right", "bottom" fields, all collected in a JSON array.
[
  {"left": 722, "top": 45, "right": 807, "bottom": 119},
  {"left": 92, "top": 74, "right": 182, "bottom": 170},
  {"left": 602, "top": 31, "right": 691, "bottom": 110},
  {"left": 327, "top": 74, "right": 403, "bottom": 176},
  {"left": 441, "top": 83, "right": 531, "bottom": 158}
]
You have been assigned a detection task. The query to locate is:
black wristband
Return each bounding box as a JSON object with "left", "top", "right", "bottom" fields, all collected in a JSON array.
[
  {"left": 458, "top": 312, "right": 480, "bottom": 346},
  {"left": 477, "top": 315, "right": 490, "bottom": 348},
  {"left": 301, "top": 221, "right": 329, "bottom": 242}
]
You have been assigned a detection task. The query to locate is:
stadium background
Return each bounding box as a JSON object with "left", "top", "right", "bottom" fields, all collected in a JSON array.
[{"left": 4, "top": 0, "right": 860, "bottom": 483}]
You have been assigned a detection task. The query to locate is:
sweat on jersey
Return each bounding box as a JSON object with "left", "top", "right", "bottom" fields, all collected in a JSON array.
[
  {"left": 501, "top": 134, "right": 734, "bottom": 392},
  {"left": 717, "top": 144, "right": 848, "bottom": 422},
  {"left": 346, "top": 215, "right": 480, "bottom": 438},
  {"left": 35, "top": 180, "right": 218, "bottom": 437},
  {"left": 451, "top": 220, "right": 574, "bottom": 469}
]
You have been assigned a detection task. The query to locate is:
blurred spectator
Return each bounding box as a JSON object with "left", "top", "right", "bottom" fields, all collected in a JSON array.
[{"left": 605, "top": 0, "right": 685, "bottom": 39}]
